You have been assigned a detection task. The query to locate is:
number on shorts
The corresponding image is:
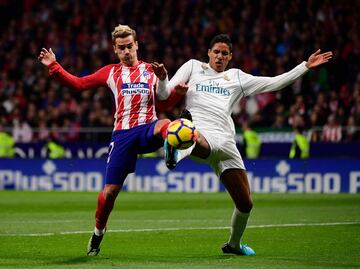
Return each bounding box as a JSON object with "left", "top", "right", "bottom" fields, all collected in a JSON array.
[{"left": 107, "top": 141, "right": 115, "bottom": 164}]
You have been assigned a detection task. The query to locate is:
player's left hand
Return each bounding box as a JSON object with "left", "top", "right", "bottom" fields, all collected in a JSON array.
[
  {"left": 174, "top": 83, "right": 189, "bottom": 95},
  {"left": 305, "top": 49, "right": 333, "bottom": 69},
  {"left": 38, "top": 48, "right": 56, "bottom": 66},
  {"left": 151, "top": 62, "right": 167, "bottom": 81}
]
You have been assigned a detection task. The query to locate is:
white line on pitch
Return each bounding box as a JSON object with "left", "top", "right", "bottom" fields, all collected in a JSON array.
[
  {"left": 0, "top": 219, "right": 226, "bottom": 224},
  {"left": 1, "top": 221, "right": 359, "bottom": 237}
]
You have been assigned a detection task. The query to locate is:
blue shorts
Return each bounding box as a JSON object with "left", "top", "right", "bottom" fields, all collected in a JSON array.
[{"left": 105, "top": 121, "right": 163, "bottom": 185}]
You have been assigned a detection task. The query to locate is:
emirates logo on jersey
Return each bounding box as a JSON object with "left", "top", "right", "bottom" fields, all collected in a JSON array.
[
  {"left": 121, "top": 82, "right": 150, "bottom": 95},
  {"left": 195, "top": 82, "right": 230, "bottom": 96}
]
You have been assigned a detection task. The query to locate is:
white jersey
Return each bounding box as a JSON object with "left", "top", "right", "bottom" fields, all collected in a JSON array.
[
  {"left": 160, "top": 59, "right": 308, "bottom": 136},
  {"left": 159, "top": 59, "right": 308, "bottom": 175}
]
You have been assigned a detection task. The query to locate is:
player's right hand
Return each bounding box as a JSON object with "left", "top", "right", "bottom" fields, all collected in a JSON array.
[
  {"left": 174, "top": 83, "right": 189, "bottom": 95},
  {"left": 38, "top": 48, "right": 56, "bottom": 66}
]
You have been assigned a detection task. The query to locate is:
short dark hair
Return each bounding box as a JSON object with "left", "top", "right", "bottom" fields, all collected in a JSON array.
[{"left": 209, "top": 34, "right": 232, "bottom": 52}]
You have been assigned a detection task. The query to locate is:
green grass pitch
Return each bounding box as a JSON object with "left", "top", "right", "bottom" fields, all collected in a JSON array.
[{"left": 1, "top": 191, "right": 360, "bottom": 269}]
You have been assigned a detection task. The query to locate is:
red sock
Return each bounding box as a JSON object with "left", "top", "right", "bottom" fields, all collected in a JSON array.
[
  {"left": 159, "top": 121, "right": 170, "bottom": 139},
  {"left": 95, "top": 191, "right": 115, "bottom": 230}
]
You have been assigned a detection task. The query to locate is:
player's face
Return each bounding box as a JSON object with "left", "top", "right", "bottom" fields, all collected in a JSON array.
[
  {"left": 208, "top": 43, "right": 232, "bottom": 72},
  {"left": 113, "top": 35, "right": 139, "bottom": 66}
]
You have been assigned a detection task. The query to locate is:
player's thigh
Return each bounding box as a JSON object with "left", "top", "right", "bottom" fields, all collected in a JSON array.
[
  {"left": 138, "top": 121, "right": 164, "bottom": 153},
  {"left": 207, "top": 136, "right": 245, "bottom": 174},
  {"left": 192, "top": 132, "right": 211, "bottom": 159},
  {"left": 105, "top": 132, "right": 137, "bottom": 185}
]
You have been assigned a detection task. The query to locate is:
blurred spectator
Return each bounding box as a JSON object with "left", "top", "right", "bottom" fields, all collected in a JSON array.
[
  {"left": 241, "top": 121, "right": 261, "bottom": 159},
  {"left": 271, "top": 103, "right": 289, "bottom": 129},
  {"left": 272, "top": 114, "right": 287, "bottom": 129},
  {"left": 46, "top": 138, "right": 65, "bottom": 159},
  {"left": 12, "top": 117, "right": 33, "bottom": 143},
  {"left": 37, "top": 120, "right": 50, "bottom": 142},
  {"left": 345, "top": 116, "right": 360, "bottom": 142},
  {"left": 321, "top": 114, "right": 342, "bottom": 142},
  {"left": 309, "top": 111, "right": 321, "bottom": 142},
  {"left": 293, "top": 95, "right": 306, "bottom": 116},
  {"left": 329, "top": 90, "right": 340, "bottom": 114},
  {"left": 289, "top": 115, "right": 309, "bottom": 159},
  {"left": 0, "top": 125, "right": 15, "bottom": 158}
]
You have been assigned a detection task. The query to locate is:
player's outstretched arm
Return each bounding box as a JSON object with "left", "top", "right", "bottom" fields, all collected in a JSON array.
[
  {"left": 38, "top": 48, "right": 56, "bottom": 67},
  {"left": 37, "top": 47, "right": 108, "bottom": 91},
  {"left": 305, "top": 49, "right": 333, "bottom": 69}
]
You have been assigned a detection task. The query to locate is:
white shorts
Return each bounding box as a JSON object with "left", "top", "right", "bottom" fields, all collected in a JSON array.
[{"left": 199, "top": 129, "right": 246, "bottom": 177}]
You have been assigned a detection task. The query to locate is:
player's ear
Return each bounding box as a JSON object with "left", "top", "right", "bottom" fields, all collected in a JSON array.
[
  {"left": 113, "top": 45, "right": 117, "bottom": 54},
  {"left": 135, "top": 41, "right": 139, "bottom": 50},
  {"left": 207, "top": 48, "right": 211, "bottom": 57},
  {"left": 229, "top": 52, "right": 233, "bottom": 61}
]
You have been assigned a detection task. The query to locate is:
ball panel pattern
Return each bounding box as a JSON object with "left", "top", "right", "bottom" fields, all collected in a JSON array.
[{"left": 167, "top": 118, "right": 198, "bottom": 149}]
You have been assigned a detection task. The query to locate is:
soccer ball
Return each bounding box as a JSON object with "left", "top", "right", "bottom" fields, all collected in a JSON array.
[{"left": 167, "top": 118, "right": 198, "bottom": 149}]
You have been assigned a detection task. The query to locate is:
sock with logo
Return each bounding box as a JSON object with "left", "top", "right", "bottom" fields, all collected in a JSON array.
[
  {"left": 177, "top": 143, "right": 196, "bottom": 162},
  {"left": 95, "top": 191, "right": 115, "bottom": 231},
  {"left": 228, "top": 208, "right": 250, "bottom": 248}
]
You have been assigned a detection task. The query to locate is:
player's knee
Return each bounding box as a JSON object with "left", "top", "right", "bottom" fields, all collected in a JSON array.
[
  {"left": 158, "top": 119, "right": 171, "bottom": 129},
  {"left": 103, "top": 185, "right": 121, "bottom": 201},
  {"left": 237, "top": 198, "right": 253, "bottom": 213},
  {"left": 155, "top": 119, "right": 171, "bottom": 138}
]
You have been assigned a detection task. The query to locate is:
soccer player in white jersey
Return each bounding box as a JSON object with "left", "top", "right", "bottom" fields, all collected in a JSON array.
[
  {"left": 155, "top": 34, "right": 332, "bottom": 255},
  {"left": 38, "top": 24, "right": 184, "bottom": 256}
]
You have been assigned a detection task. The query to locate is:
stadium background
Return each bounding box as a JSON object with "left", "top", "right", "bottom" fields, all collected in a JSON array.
[
  {"left": 1, "top": 1, "right": 360, "bottom": 269},
  {"left": 0, "top": 0, "right": 359, "bottom": 192}
]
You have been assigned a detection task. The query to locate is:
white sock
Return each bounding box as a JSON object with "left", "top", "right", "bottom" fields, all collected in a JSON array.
[
  {"left": 177, "top": 143, "right": 196, "bottom": 162},
  {"left": 228, "top": 208, "right": 250, "bottom": 248},
  {"left": 94, "top": 227, "right": 106, "bottom": 236}
]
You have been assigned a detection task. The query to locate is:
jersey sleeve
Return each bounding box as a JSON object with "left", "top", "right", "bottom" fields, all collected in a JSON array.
[
  {"left": 48, "top": 61, "right": 111, "bottom": 91},
  {"left": 155, "top": 76, "right": 170, "bottom": 100},
  {"left": 157, "top": 59, "right": 194, "bottom": 96},
  {"left": 239, "top": 61, "right": 309, "bottom": 96}
]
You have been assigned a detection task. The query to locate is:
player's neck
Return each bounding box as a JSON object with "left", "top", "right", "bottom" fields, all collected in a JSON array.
[{"left": 122, "top": 59, "right": 140, "bottom": 67}]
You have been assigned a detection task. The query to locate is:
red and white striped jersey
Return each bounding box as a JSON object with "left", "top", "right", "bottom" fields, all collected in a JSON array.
[
  {"left": 321, "top": 124, "right": 342, "bottom": 142},
  {"left": 48, "top": 61, "right": 171, "bottom": 131},
  {"left": 107, "top": 62, "right": 157, "bottom": 130}
]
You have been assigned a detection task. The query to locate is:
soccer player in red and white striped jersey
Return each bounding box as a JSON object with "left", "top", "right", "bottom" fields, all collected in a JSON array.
[{"left": 38, "top": 24, "right": 181, "bottom": 256}]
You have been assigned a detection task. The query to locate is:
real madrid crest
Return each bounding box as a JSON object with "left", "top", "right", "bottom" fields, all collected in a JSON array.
[
  {"left": 224, "top": 74, "right": 230, "bottom": 81},
  {"left": 201, "top": 63, "right": 209, "bottom": 70}
]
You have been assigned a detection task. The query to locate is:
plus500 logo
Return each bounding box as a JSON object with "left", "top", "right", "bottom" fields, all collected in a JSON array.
[
  {"left": 124, "top": 172, "right": 221, "bottom": 192},
  {"left": 248, "top": 172, "right": 360, "bottom": 193},
  {"left": 0, "top": 170, "right": 103, "bottom": 191}
]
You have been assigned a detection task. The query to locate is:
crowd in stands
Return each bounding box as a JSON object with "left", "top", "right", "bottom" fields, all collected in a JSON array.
[{"left": 0, "top": 0, "right": 359, "bottom": 143}]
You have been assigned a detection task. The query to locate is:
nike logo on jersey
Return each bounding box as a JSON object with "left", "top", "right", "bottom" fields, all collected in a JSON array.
[{"left": 121, "top": 82, "right": 150, "bottom": 95}]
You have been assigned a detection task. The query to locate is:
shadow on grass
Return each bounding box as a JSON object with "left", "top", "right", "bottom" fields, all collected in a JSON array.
[
  {"left": 51, "top": 254, "right": 226, "bottom": 266},
  {"left": 58, "top": 256, "right": 97, "bottom": 264}
]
